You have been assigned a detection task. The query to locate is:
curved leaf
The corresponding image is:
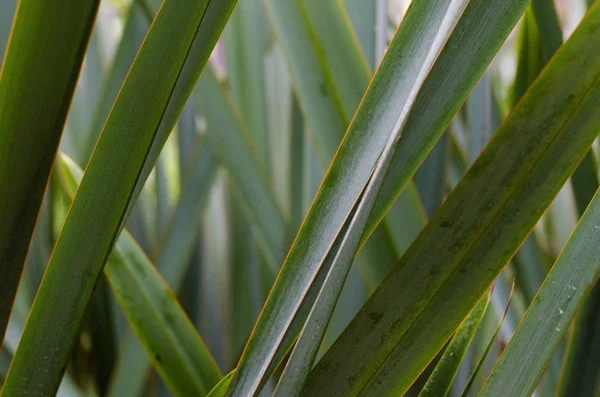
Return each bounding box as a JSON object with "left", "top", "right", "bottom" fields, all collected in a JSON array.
[{"left": 59, "top": 154, "right": 221, "bottom": 396}]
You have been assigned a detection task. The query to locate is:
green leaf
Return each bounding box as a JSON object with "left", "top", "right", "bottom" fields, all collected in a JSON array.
[
  {"left": 480, "top": 194, "right": 600, "bottom": 395},
  {"left": 227, "top": 0, "right": 529, "bottom": 394},
  {"left": 106, "top": 232, "right": 222, "bottom": 396},
  {"left": 58, "top": 154, "right": 222, "bottom": 396},
  {"left": 0, "top": 0, "right": 100, "bottom": 343},
  {"left": 207, "top": 370, "right": 237, "bottom": 397},
  {"left": 419, "top": 290, "right": 490, "bottom": 397},
  {"left": 303, "top": 3, "right": 600, "bottom": 395},
  {"left": 0, "top": 1, "right": 214, "bottom": 394}
]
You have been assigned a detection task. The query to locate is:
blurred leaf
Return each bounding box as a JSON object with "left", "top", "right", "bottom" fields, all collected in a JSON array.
[
  {"left": 303, "top": 4, "right": 600, "bottom": 395},
  {"left": 344, "top": 0, "right": 376, "bottom": 69},
  {"left": 0, "top": 0, "right": 17, "bottom": 62},
  {"left": 225, "top": 184, "right": 262, "bottom": 365},
  {"left": 224, "top": 0, "right": 269, "bottom": 165},
  {"left": 108, "top": 138, "right": 217, "bottom": 396},
  {"left": 0, "top": 0, "right": 100, "bottom": 343},
  {"left": 59, "top": 154, "right": 222, "bottom": 396},
  {"left": 193, "top": 66, "right": 287, "bottom": 272},
  {"left": 531, "top": 0, "right": 562, "bottom": 63},
  {"left": 414, "top": 131, "right": 449, "bottom": 217},
  {"left": 228, "top": 0, "right": 530, "bottom": 394},
  {"left": 467, "top": 73, "right": 493, "bottom": 165},
  {"left": 1, "top": 1, "right": 214, "bottom": 394},
  {"left": 419, "top": 290, "right": 490, "bottom": 397}
]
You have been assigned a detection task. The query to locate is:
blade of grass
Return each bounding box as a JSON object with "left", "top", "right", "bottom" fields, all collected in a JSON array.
[
  {"left": 0, "top": 0, "right": 100, "bottom": 343},
  {"left": 59, "top": 154, "right": 222, "bottom": 396},
  {"left": 227, "top": 1, "right": 530, "bottom": 394},
  {"left": 419, "top": 290, "right": 490, "bottom": 397},
  {"left": 303, "top": 5, "right": 600, "bottom": 395},
  {"left": 0, "top": 1, "right": 214, "bottom": 394},
  {"left": 479, "top": 188, "right": 600, "bottom": 396}
]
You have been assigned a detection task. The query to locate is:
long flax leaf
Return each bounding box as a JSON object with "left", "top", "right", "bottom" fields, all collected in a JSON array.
[
  {"left": 0, "top": 0, "right": 100, "bottom": 343},
  {"left": 0, "top": 1, "right": 213, "bottom": 394}
]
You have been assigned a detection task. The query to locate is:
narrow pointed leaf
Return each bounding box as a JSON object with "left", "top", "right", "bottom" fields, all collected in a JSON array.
[
  {"left": 0, "top": 0, "right": 100, "bottom": 343},
  {"left": 556, "top": 5, "right": 600, "bottom": 396},
  {"left": 207, "top": 370, "right": 237, "bottom": 397},
  {"left": 1, "top": 1, "right": 214, "bottom": 394}
]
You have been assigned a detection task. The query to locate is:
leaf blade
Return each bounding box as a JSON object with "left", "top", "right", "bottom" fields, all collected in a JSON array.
[
  {"left": 1, "top": 1, "right": 214, "bottom": 394},
  {"left": 0, "top": 0, "right": 100, "bottom": 343}
]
